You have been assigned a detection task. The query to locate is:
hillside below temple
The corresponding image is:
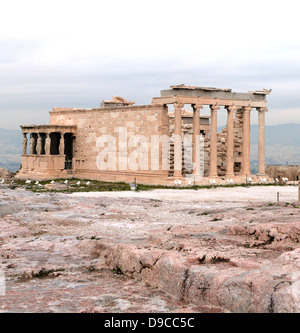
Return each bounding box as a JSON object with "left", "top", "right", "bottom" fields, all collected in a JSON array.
[{"left": 16, "top": 85, "right": 271, "bottom": 185}]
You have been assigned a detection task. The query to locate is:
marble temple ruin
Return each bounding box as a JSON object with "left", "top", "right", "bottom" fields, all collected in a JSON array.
[{"left": 16, "top": 85, "right": 271, "bottom": 185}]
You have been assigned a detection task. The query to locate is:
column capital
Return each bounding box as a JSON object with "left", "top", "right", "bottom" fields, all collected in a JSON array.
[
  {"left": 210, "top": 104, "right": 220, "bottom": 111},
  {"left": 174, "top": 102, "right": 184, "bottom": 109},
  {"left": 257, "top": 107, "right": 268, "bottom": 113},
  {"left": 192, "top": 103, "right": 203, "bottom": 111},
  {"left": 225, "top": 104, "right": 237, "bottom": 112},
  {"left": 243, "top": 106, "right": 252, "bottom": 112}
]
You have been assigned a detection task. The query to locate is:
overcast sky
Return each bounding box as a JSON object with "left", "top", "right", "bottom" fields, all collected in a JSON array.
[{"left": 1, "top": 0, "right": 300, "bottom": 129}]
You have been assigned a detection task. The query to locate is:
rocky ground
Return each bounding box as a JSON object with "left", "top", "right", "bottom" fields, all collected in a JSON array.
[
  {"left": 0, "top": 168, "right": 13, "bottom": 180},
  {"left": 0, "top": 186, "right": 300, "bottom": 312}
]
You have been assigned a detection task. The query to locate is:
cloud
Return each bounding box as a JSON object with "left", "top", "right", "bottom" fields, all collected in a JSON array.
[
  {"left": 1, "top": 0, "right": 300, "bottom": 129},
  {"left": 0, "top": 40, "right": 40, "bottom": 64}
]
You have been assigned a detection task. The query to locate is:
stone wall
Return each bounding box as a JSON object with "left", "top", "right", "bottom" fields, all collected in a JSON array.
[
  {"left": 49, "top": 105, "right": 170, "bottom": 183},
  {"left": 266, "top": 165, "right": 300, "bottom": 182},
  {"left": 20, "top": 155, "right": 65, "bottom": 177}
]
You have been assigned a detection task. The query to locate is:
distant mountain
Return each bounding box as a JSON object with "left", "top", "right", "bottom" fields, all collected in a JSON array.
[
  {"left": 250, "top": 124, "right": 300, "bottom": 147},
  {"left": 1, "top": 124, "right": 300, "bottom": 172},
  {"left": 0, "top": 128, "right": 22, "bottom": 171},
  {"left": 249, "top": 124, "right": 300, "bottom": 174}
]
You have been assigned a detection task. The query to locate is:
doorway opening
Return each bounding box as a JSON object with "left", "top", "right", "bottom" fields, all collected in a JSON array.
[{"left": 64, "top": 133, "right": 73, "bottom": 169}]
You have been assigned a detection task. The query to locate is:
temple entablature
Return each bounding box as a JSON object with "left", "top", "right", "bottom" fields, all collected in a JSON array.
[
  {"left": 151, "top": 84, "right": 269, "bottom": 108},
  {"left": 21, "top": 124, "right": 77, "bottom": 135}
]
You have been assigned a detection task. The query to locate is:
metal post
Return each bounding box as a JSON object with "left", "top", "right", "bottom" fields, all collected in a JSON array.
[{"left": 246, "top": 174, "right": 249, "bottom": 187}]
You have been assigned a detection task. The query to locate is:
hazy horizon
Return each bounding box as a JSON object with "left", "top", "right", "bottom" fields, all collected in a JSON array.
[{"left": 3, "top": 122, "right": 300, "bottom": 132}]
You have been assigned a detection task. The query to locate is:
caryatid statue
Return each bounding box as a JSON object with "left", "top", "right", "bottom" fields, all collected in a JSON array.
[
  {"left": 45, "top": 134, "right": 51, "bottom": 155},
  {"left": 29, "top": 134, "right": 35, "bottom": 154},
  {"left": 59, "top": 133, "right": 65, "bottom": 155},
  {"left": 36, "top": 134, "right": 42, "bottom": 155},
  {"left": 22, "top": 133, "right": 28, "bottom": 155}
]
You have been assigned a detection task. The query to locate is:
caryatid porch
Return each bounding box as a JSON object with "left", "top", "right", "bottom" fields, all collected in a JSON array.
[
  {"left": 152, "top": 85, "right": 271, "bottom": 180},
  {"left": 20, "top": 125, "right": 77, "bottom": 176}
]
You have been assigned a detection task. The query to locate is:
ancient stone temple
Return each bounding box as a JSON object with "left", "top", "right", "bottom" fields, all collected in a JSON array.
[{"left": 16, "top": 85, "right": 271, "bottom": 185}]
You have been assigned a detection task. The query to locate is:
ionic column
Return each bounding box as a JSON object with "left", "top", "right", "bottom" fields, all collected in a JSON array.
[
  {"left": 209, "top": 104, "right": 219, "bottom": 178},
  {"left": 257, "top": 107, "right": 267, "bottom": 176},
  {"left": 22, "top": 133, "right": 28, "bottom": 155},
  {"left": 59, "top": 133, "right": 65, "bottom": 155},
  {"left": 192, "top": 104, "right": 203, "bottom": 176},
  {"left": 173, "top": 102, "right": 183, "bottom": 178},
  {"left": 242, "top": 106, "right": 251, "bottom": 175},
  {"left": 225, "top": 105, "right": 236, "bottom": 177},
  {"left": 36, "top": 133, "right": 42, "bottom": 155}
]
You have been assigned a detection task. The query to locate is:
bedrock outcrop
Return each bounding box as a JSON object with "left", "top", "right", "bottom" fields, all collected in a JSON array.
[
  {"left": 0, "top": 186, "right": 299, "bottom": 312},
  {"left": 0, "top": 168, "right": 13, "bottom": 180}
]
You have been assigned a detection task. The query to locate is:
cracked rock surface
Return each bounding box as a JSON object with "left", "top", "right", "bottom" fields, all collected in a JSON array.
[{"left": 0, "top": 186, "right": 300, "bottom": 312}]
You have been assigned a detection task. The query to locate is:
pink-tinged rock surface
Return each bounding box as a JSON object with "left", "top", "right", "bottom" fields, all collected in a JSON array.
[{"left": 0, "top": 186, "right": 300, "bottom": 312}]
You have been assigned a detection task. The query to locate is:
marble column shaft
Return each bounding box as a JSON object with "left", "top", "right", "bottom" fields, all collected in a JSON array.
[
  {"left": 173, "top": 102, "right": 183, "bottom": 178},
  {"left": 242, "top": 106, "right": 251, "bottom": 175},
  {"left": 192, "top": 104, "right": 203, "bottom": 176},
  {"left": 258, "top": 107, "right": 267, "bottom": 176},
  {"left": 209, "top": 104, "right": 219, "bottom": 178},
  {"left": 225, "top": 105, "right": 236, "bottom": 177}
]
